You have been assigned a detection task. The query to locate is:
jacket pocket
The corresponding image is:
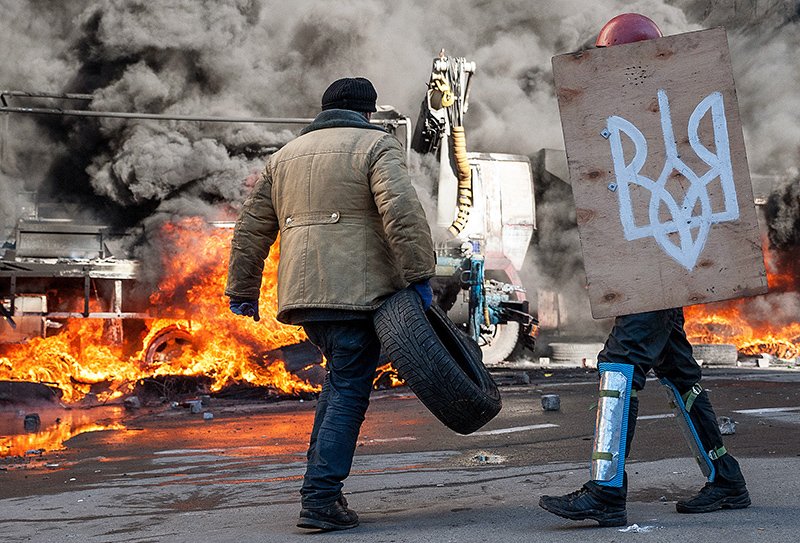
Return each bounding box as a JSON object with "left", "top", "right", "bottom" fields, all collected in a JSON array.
[{"left": 281, "top": 211, "right": 341, "bottom": 230}]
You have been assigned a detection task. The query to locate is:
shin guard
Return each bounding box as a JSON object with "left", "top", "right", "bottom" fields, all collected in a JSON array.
[
  {"left": 591, "top": 363, "right": 634, "bottom": 488},
  {"left": 660, "top": 379, "right": 723, "bottom": 482}
]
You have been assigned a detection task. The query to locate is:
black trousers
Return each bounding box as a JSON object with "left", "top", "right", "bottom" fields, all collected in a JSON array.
[{"left": 586, "top": 309, "right": 746, "bottom": 505}]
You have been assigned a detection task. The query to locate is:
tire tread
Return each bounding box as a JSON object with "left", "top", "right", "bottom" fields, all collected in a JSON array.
[{"left": 374, "top": 289, "right": 502, "bottom": 434}]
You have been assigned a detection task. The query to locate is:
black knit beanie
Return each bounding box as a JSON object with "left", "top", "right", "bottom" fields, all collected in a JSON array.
[{"left": 321, "top": 77, "right": 377, "bottom": 112}]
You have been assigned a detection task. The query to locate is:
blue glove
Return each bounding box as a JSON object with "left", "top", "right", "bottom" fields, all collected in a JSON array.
[
  {"left": 410, "top": 280, "right": 433, "bottom": 311},
  {"left": 229, "top": 298, "right": 260, "bottom": 321}
]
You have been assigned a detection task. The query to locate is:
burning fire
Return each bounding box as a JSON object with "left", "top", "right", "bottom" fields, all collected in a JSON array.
[
  {"left": 374, "top": 362, "right": 405, "bottom": 389},
  {"left": 0, "top": 218, "right": 318, "bottom": 403},
  {"left": 685, "top": 306, "right": 800, "bottom": 359},
  {"left": 685, "top": 250, "right": 800, "bottom": 360}
]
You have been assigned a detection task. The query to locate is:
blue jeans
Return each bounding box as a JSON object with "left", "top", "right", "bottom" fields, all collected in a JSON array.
[{"left": 300, "top": 320, "right": 381, "bottom": 509}]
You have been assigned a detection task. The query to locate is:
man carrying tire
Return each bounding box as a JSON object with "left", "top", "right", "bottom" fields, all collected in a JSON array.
[
  {"left": 225, "top": 77, "right": 435, "bottom": 531},
  {"left": 539, "top": 14, "right": 750, "bottom": 528}
]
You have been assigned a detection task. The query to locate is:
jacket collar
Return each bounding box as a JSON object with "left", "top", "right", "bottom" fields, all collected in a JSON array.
[{"left": 300, "top": 109, "right": 386, "bottom": 135}]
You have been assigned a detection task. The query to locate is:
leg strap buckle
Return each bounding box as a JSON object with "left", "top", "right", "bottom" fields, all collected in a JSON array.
[
  {"left": 682, "top": 383, "right": 704, "bottom": 412},
  {"left": 708, "top": 446, "right": 727, "bottom": 461}
]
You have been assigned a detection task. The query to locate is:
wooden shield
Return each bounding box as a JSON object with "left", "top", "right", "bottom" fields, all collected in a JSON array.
[{"left": 551, "top": 27, "right": 767, "bottom": 318}]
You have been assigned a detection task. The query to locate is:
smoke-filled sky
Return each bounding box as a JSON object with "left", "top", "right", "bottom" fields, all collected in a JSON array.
[
  {"left": 1, "top": 0, "right": 797, "bottom": 222},
  {"left": 0, "top": 0, "right": 798, "bottom": 315}
]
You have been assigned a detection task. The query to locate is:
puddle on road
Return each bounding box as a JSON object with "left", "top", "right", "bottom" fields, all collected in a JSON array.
[
  {"left": 0, "top": 406, "right": 125, "bottom": 458},
  {"left": 0, "top": 396, "right": 441, "bottom": 478},
  {"left": 0, "top": 404, "right": 320, "bottom": 471}
]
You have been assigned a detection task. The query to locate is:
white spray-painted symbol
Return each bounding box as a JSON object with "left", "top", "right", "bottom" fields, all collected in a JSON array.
[{"left": 606, "top": 89, "right": 739, "bottom": 271}]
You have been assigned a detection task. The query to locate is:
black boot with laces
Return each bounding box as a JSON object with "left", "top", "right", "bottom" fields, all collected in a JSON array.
[
  {"left": 297, "top": 496, "right": 359, "bottom": 531},
  {"left": 676, "top": 482, "right": 750, "bottom": 514},
  {"left": 539, "top": 485, "right": 627, "bottom": 527}
]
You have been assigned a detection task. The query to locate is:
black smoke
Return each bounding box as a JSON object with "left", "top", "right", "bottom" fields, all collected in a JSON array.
[{"left": 0, "top": 1, "right": 797, "bottom": 319}]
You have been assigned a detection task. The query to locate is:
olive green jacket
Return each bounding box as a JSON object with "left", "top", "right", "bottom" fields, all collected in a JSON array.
[{"left": 224, "top": 109, "right": 435, "bottom": 323}]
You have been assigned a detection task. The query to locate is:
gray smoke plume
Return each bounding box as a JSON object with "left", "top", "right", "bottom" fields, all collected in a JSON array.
[
  {"left": 680, "top": 1, "right": 800, "bottom": 329},
  {"left": 678, "top": 0, "right": 800, "bottom": 178},
  {"left": 0, "top": 1, "right": 798, "bottom": 325},
  {"left": 763, "top": 174, "right": 800, "bottom": 303},
  {"left": 767, "top": 175, "right": 800, "bottom": 249}
]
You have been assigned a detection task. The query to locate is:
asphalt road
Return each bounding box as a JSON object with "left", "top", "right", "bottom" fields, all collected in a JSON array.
[{"left": 2, "top": 367, "right": 800, "bottom": 542}]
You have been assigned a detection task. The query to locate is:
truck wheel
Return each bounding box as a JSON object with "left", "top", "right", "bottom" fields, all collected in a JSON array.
[
  {"left": 481, "top": 321, "right": 523, "bottom": 366},
  {"left": 374, "top": 288, "right": 502, "bottom": 435},
  {"left": 143, "top": 325, "right": 195, "bottom": 367}
]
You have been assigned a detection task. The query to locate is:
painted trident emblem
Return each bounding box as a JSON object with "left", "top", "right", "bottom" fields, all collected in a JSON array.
[{"left": 606, "top": 90, "right": 739, "bottom": 271}]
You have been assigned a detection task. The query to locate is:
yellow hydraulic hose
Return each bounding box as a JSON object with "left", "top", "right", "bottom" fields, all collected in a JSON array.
[{"left": 448, "top": 125, "right": 472, "bottom": 236}]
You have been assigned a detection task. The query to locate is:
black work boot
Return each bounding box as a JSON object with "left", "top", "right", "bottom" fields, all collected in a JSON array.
[
  {"left": 676, "top": 483, "right": 750, "bottom": 514},
  {"left": 297, "top": 496, "right": 359, "bottom": 531},
  {"left": 675, "top": 390, "right": 750, "bottom": 514},
  {"left": 539, "top": 486, "right": 627, "bottom": 527}
]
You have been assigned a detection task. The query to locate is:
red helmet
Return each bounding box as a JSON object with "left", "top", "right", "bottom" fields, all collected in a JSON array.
[{"left": 596, "top": 13, "right": 662, "bottom": 47}]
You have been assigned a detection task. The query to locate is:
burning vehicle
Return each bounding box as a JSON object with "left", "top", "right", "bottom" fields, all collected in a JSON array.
[
  {"left": 2, "top": 49, "right": 799, "bottom": 412},
  {"left": 0, "top": 51, "right": 546, "bottom": 408},
  {"left": 2, "top": 0, "right": 799, "bottom": 411}
]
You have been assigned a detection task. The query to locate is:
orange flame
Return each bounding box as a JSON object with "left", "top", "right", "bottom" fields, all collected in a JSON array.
[
  {"left": 0, "top": 218, "right": 318, "bottom": 402},
  {"left": 685, "top": 249, "right": 800, "bottom": 360},
  {"left": 374, "top": 362, "right": 405, "bottom": 388}
]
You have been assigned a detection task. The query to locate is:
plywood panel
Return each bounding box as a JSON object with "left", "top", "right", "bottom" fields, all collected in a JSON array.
[{"left": 551, "top": 28, "right": 767, "bottom": 318}]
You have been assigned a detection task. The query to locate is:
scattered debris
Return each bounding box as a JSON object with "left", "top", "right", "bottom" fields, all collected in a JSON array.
[
  {"left": 203, "top": 412, "right": 214, "bottom": 420},
  {"left": 199, "top": 395, "right": 211, "bottom": 407},
  {"left": 0, "top": 381, "right": 62, "bottom": 405},
  {"left": 491, "top": 371, "right": 531, "bottom": 386},
  {"left": 471, "top": 451, "right": 506, "bottom": 465},
  {"left": 618, "top": 524, "right": 656, "bottom": 533},
  {"left": 123, "top": 396, "right": 142, "bottom": 410},
  {"left": 718, "top": 416, "right": 737, "bottom": 435},
  {"left": 187, "top": 400, "right": 203, "bottom": 414},
  {"left": 541, "top": 394, "right": 561, "bottom": 411},
  {"left": 757, "top": 354, "right": 772, "bottom": 368}
]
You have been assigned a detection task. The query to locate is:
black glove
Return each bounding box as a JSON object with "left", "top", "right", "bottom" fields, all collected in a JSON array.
[
  {"left": 229, "top": 298, "right": 260, "bottom": 321},
  {"left": 410, "top": 280, "right": 433, "bottom": 311}
]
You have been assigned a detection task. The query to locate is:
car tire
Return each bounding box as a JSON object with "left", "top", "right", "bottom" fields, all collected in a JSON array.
[
  {"left": 690, "top": 343, "right": 739, "bottom": 366},
  {"left": 549, "top": 342, "right": 606, "bottom": 368},
  {"left": 374, "top": 288, "right": 502, "bottom": 435}
]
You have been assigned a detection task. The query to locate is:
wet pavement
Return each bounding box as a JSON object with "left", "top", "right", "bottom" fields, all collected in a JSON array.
[{"left": 2, "top": 367, "right": 800, "bottom": 542}]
